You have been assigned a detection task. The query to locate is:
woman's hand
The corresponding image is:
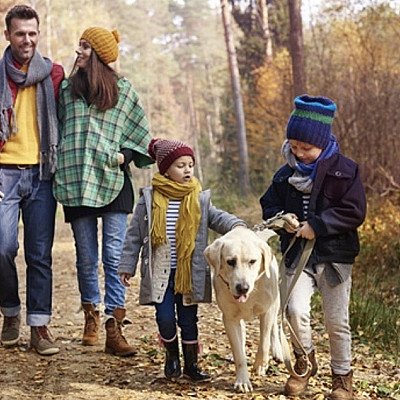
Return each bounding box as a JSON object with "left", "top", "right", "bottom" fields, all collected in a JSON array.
[
  {"left": 120, "top": 273, "right": 132, "bottom": 287},
  {"left": 117, "top": 152, "right": 125, "bottom": 165}
]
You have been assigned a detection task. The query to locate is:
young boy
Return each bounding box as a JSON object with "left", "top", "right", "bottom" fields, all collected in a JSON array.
[
  {"left": 118, "top": 138, "right": 246, "bottom": 381},
  {"left": 260, "top": 95, "right": 366, "bottom": 400}
]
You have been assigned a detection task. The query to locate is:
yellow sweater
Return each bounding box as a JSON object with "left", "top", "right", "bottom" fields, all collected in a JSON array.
[{"left": 0, "top": 65, "right": 40, "bottom": 164}]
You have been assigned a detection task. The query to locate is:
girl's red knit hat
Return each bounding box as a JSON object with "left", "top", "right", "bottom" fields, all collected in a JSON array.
[{"left": 148, "top": 138, "right": 195, "bottom": 174}]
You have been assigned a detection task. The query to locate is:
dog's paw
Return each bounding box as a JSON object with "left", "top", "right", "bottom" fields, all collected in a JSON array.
[
  {"left": 234, "top": 380, "right": 253, "bottom": 393},
  {"left": 234, "top": 374, "right": 253, "bottom": 393},
  {"left": 253, "top": 355, "right": 269, "bottom": 376},
  {"left": 253, "top": 361, "right": 269, "bottom": 376}
]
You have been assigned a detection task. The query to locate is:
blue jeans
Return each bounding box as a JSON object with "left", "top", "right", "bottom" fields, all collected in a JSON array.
[
  {"left": 155, "top": 270, "right": 198, "bottom": 342},
  {"left": 0, "top": 166, "right": 56, "bottom": 326},
  {"left": 70, "top": 212, "right": 128, "bottom": 316}
]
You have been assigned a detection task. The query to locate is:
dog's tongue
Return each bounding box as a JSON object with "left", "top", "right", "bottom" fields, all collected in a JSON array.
[{"left": 236, "top": 295, "right": 247, "bottom": 303}]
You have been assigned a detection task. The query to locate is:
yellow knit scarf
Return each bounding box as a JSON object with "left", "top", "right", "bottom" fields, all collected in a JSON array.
[{"left": 151, "top": 173, "right": 202, "bottom": 294}]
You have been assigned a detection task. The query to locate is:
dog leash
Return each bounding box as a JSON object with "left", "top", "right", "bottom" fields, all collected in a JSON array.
[{"left": 253, "top": 213, "right": 315, "bottom": 378}]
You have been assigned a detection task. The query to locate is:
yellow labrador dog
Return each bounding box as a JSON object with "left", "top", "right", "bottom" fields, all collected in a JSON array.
[{"left": 204, "top": 226, "right": 282, "bottom": 392}]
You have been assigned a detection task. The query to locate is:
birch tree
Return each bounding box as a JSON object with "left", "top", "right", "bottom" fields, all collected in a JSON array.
[{"left": 220, "top": 0, "right": 250, "bottom": 195}]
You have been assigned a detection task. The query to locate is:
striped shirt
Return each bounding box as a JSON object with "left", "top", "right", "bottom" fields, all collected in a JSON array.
[
  {"left": 302, "top": 194, "right": 311, "bottom": 219},
  {"left": 166, "top": 200, "right": 181, "bottom": 269}
]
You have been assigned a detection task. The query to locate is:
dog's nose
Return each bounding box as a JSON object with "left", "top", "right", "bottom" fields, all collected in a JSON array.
[{"left": 236, "top": 283, "right": 249, "bottom": 295}]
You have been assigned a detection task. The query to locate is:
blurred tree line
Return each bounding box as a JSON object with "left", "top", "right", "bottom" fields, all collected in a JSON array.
[{"left": 1, "top": 0, "right": 399, "bottom": 198}]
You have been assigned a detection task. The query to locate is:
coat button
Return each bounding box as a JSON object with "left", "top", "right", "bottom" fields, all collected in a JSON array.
[
  {"left": 335, "top": 171, "right": 342, "bottom": 177},
  {"left": 144, "top": 215, "right": 148, "bottom": 220},
  {"left": 144, "top": 237, "right": 148, "bottom": 243},
  {"left": 145, "top": 259, "right": 149, "bottom": 265}
]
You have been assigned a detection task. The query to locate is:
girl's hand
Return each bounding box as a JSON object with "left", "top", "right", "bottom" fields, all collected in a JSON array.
[
  {"left": 120, "top": 273, "right": 132, "bottom": 287},
  {"left": 296, "top": 222, "right": 315, "bottom": 240}
]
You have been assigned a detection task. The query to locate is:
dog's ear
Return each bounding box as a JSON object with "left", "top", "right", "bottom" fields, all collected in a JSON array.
[
  {"left": 259, "top": 240, "right": 273, "bottom": 279},
  {"left": 204, "top": 239, "right": 224, "bottom": 273}
]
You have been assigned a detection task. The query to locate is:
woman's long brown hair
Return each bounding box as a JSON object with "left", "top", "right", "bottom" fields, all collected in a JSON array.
[{"left": 69, "top": 51, "right": 119, "bottom": 111}]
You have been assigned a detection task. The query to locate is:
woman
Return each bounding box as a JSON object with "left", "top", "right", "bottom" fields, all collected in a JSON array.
[{"left": 53, "top": 27, "right": 153, "bottom": 356}]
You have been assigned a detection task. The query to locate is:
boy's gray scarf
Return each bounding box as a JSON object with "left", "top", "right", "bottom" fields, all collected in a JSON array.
[
  {"left": 0, "top": 46, "right": 58, "bottom": 180},
  {"left": 282, "top": 140, "right": 313, "bottom": 194}
]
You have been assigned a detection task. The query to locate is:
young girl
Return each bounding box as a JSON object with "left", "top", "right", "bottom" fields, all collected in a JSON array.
[
  {"left": 260, "top": 95, "right": 366, "bottom": 400},
  {"left": 53, "top": 27, "right": 153, "bottom": 356},
  {"left": 119, "top": 138, "right": 246, "bottom": 381}
]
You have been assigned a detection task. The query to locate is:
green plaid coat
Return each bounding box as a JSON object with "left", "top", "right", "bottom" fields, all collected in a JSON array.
[{"left": 53, "top": 77, "right": 153, "bottom": 207}]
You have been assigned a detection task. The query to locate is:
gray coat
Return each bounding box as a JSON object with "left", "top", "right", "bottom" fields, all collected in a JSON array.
[{"left": 118, "top": 187, "right": 246, "bottom": 305}]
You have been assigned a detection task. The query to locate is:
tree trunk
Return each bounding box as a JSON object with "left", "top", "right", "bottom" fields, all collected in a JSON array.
[
  {"left": 186, "top": 71, "right": 204, "bottom": 184},
  {"left": 220, "top": 0, "right": 250, "bottom": 195},
  {"left": 288, "top": 0, "right": 306, "bottom": 96},
  {"left": 258, "top": 0, "right": 273, "bottom": 62}
]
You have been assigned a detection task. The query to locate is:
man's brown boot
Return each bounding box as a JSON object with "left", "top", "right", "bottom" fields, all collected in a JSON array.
[
  {"left": 105, "top": 307, "right": 135, "bottom": 357},
  {"left": 284, "top": 350, "right": 318, "bottom": 396},
  {"left": 82, "top": 303, "right": 100, "bottom": 346},
  {"left": 330, "top": 370, "right": 353, "bottom": 400}
]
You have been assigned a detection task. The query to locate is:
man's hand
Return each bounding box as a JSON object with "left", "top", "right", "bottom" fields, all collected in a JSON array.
[{"left": 120, "top": 273, "right": 132, "bottom": 287}]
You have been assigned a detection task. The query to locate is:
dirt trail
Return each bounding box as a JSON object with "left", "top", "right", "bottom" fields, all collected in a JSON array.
[{"left": 0, "top": 216, "right": 398, "bottom": 400}]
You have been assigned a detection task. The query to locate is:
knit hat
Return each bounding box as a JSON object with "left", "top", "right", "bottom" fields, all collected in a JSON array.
[
  {"left": 286, "top": 94, "right": 337, "bottom": 149},
  {"left": 148, "top": 138, "right": 195, "bottom": 175},
  {"left": 80, "top": 27, "right": 120, "bottom": 65}
]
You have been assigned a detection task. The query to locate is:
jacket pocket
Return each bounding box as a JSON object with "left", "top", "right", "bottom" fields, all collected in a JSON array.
[{"left": 323, "top": 170, "right": 353, "bottom": 200}]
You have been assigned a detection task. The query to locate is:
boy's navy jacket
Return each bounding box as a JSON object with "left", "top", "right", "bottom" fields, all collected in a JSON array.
[{"left": 260, "top": 153, "right": 366, "bottom": 268}]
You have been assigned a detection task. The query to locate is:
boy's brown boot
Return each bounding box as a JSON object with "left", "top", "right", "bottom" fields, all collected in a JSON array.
[
  {"left": 330, "top": 370, "right": 353, "bottom": 400},
  {"left": 284, "top": 350, "right": 318, "bottom": 396},
  {"left": 82, "top": 303, "right": 100, "bottom": 346},
  {"left": 105, "top": 307, "right": 136, "bottom": 357}
]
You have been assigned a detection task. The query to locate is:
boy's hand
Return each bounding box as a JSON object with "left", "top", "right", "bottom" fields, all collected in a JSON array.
[
  {"left": 282, "top": 214, "right": 299, "bottom": 233},
  {"left": 120, "top": 273, "right": 132, "bottom": 287},
  {"left": 296, "top": 222, "right": 315, "bottom": 240}
]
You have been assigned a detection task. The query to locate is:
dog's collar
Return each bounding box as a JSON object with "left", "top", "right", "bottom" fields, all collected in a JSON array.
[{"left": 217, "top": 274, "right": 230, "bottom": 288}]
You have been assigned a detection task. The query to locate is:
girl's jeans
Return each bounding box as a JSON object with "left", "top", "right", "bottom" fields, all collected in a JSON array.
[
  {"left": 286, "top": 263, "right": 352, "bottom": 375},
  {"left": 0, "top": 166, "right": 56, "bottom": 326},
  {"left": 70, "top": 212, "right": 128, "bottom": 316},
  {"left": 155, "top": 269, "right": 198, "bottom": 342}
]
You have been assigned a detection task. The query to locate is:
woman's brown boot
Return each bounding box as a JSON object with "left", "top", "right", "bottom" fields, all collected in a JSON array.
[
  {"left": 284, "top": 350, "right": 318, "bottom": 396},
  {"left": 82, "top": 303, "right": 100, "bottom": 346},
  {"left": 105, "top": 307, "right": 136, "bottom": 357}
]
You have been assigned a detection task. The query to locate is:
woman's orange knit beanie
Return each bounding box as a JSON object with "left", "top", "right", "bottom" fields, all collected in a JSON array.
[{"left": 80, "top": 27, "right": 120, "bottom": 64}]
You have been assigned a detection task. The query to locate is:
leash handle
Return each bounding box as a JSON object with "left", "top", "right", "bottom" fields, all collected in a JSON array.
[{"left": 278, "top": 236, "right": 315, "bottom": 377}]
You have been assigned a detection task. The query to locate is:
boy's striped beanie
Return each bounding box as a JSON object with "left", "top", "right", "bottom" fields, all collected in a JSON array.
[{"left": 286, "top": 94, "right": 337, "bottom": 149}]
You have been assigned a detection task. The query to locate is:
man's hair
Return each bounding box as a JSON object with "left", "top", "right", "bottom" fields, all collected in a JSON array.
[{"left": 5, "top": 4, "right": 40, "bottom": 31}]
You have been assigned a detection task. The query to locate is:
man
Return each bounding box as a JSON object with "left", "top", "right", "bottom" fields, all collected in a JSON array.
[{"left": 0, "top": 5, "right": 64, "bottom": 355}]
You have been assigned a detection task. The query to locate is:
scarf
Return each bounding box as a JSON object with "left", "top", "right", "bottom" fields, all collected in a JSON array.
[
  {"left": 151, "top": 173, "right": 202, "bottom": 294},
  {"left": 282, "top": 135, "right": 339, "bottom": 193},
  {"left": 0, "top": 46, "right": 59, "bottom": 180}
]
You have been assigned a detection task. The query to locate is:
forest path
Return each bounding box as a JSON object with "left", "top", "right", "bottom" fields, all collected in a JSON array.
[{"left": 0, "top": 215, "right": 398, "bottom": 400}]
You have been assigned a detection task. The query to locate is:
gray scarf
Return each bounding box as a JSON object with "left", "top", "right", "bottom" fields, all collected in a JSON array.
[
  {"left": 282, "top": 140, "right": 313, "bottom": 194},
  {"left": 0, "top": 46, "right": 58, "bottom": 180}
]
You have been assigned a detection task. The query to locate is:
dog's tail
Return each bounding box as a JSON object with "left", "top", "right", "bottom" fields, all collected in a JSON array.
[{"left": 270, "top": 317, "right": 284, "bottom": 362}]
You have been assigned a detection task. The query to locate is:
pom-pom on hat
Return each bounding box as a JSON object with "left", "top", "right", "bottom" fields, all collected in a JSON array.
[
  {"left": 80, "top": 27, "right": 120, "bottom": 65},
  {"left": 148, "top": 138, "right": 195, "bottom": 175},
  {"left": 286, "top": 94, "right": 337, "bottom": 149}
]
